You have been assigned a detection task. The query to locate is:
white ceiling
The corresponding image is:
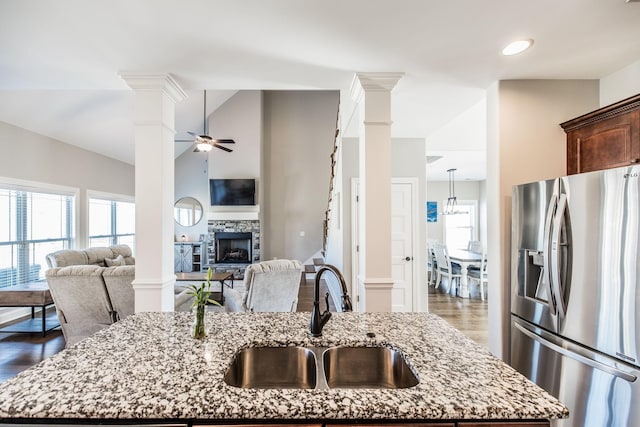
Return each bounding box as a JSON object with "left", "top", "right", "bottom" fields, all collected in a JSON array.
[{"left": 1, "top": 0, "right": 639, "bottom": 181}]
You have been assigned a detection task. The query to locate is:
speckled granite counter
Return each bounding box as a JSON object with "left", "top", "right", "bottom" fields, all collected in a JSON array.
[{"left": 0, "top": 312, "right": 568, "bottom": 424}]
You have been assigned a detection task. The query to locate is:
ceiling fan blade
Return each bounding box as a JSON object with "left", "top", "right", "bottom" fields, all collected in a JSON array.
[
  {"left": 187, "top": 131, "right": 212, "bottom": 141},
  {"left": 214, "top": 143, "right": 233, "bottom": 152},
  {"left": 212, "top": 139, "right": 235, "bottom": 144}
]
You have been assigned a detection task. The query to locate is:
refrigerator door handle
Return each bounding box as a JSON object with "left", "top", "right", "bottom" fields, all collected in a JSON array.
[
  {"left": 514, "top": 320, "right": 638, "bottom": 382},
  {"left": 542, "top": 193, "right": 558, "bottom": 315},
  {"left": 550, "top": 193, "right": 568, "bottom": 320}
]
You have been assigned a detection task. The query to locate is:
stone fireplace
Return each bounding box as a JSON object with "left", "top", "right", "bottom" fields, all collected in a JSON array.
[
  {"left": 214, "top": 232, "right": 252, "bottom": 264},
  {"left": 207, "top": 220, "right": 260, "bottom": 278}
]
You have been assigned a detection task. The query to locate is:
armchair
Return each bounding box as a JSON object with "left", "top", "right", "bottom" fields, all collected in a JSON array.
[{"left": 225, "top": 259, "right": 303, "bottom": 312}]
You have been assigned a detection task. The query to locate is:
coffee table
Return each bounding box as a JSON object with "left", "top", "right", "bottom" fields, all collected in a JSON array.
[
  {"left": 175, "top": 271, "right": 234, "bottom": 305},
  {"left": 0, "top": 281, "right": 60, "bottom": 336}
]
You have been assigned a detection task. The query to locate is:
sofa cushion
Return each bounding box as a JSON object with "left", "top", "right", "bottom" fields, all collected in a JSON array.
[
  {"left": 105, "top": 255, "right": 125, "bottom": 267},
  {"left": 46, "top": 250, "right": 89, "bottom": 268},
  {"left": 110, "top": 245, "right": 135, "bottom": 265},
  {"left": 85, "top": 247, "right": 116, "bottom": 266}
]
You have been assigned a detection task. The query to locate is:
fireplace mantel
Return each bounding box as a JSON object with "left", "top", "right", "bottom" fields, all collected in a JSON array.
[{"left": 207, "top": 211, "right": 259, "bottom": 221}]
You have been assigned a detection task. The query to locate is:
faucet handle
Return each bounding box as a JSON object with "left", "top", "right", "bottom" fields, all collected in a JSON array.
[{"left": 324, "top": 292, "right": 331, "bottom": 312}]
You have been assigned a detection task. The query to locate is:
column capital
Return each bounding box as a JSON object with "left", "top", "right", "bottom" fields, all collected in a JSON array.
[
  {"left": 350, "top": 72, "right": 404, "bottom": 102},
  {"left": 119, "top": 72, "right": 187, "bottom": 104}
]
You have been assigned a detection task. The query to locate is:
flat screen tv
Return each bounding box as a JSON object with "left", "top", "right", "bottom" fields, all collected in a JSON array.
[{"left": 209, "top": 179, "right": 256, "bottom": 206}]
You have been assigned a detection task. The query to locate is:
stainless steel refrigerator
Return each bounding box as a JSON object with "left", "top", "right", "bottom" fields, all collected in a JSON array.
[{"left": 511, "top": 165, "right": 640, "bottom": 427}]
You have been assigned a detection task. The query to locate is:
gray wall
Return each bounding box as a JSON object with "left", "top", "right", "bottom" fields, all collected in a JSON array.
[
  {"left": 174, "top": 91, "right": 263, "bottom": 242},
  {"left": 174, "top": 90, "right": 339, "bottom": 262},
  {"left": 262, "top": 90, "right": 339, "bottom": 261},
  {"left": 487, "top": 79, "right": 600, "bottom": 358},
  {"left": 0, "top": 120, "right": 134, "bottom": 247}
]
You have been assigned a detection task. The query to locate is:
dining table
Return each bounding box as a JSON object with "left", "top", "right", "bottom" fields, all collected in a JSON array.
[{"left": 448, "top": 249, "right": 485, "bottom": 298}]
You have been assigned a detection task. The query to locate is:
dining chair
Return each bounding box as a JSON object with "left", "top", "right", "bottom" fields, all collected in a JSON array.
[
  {"left": 467, "top": 251, "right": 488, "bottom": 301},
  {"left": 426, "top": 240, "right": 438, "bottom": 287},
  {"left": 432, "top": 243, "right": 462, "bottom": 295},
  {"left": 467, "top": 240, "right": 483, "bottom": 254}
]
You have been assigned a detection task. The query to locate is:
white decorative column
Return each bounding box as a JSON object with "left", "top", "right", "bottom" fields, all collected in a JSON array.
[
  {"left": 120, "top": 73, "right": 187, "bottom": 312},
  {"left": 350, "top": 72, "right": 403, "bottom": 312}
]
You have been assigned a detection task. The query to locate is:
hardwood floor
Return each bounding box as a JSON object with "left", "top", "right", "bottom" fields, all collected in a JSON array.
[
  {"left": 0, "top": 277, "right": 484, "bottom": 384},
  {"left": 0, "top": 308, "right": 65, "bottom": 383},
  {"left": 427, "top": 282, "right": 489, "bottom": 348}
]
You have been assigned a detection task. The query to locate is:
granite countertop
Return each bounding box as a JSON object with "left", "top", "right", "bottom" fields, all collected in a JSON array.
[{"left": 0, "top": 311, "right": 568, "bottom": 423}]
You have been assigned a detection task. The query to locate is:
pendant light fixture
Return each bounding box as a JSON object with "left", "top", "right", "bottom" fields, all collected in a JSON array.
[{"left": 442, "top": 168, "right": 461, "bottom": 215}]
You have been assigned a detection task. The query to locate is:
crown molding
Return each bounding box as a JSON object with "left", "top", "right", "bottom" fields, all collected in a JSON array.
[{"left": 119, "top": 72, "right": 187, "bottom": 103}]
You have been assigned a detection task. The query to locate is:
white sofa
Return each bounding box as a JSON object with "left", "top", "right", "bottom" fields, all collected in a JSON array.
[{"left": 45, "top": 245, "right": 194, "bottom": 347}]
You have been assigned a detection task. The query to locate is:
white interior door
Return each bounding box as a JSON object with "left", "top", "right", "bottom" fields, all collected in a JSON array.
[
  {"left": 391, "top": 181, "right": 414, "bottom": 312},
  {"left": 351, "top": 178, "right": 416, "bottom": 312}
]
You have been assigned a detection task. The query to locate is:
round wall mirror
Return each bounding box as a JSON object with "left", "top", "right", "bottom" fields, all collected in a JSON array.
[{"left": 174, "top": 197, "right": 203, "bottom": 227}]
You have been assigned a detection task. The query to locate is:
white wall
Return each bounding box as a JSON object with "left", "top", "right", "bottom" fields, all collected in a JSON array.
[
  {"left": 262, "top": 90, "right": 340, "bottom": 261},
  {"left": 599, "top": 59, "right": 640, "bottom": 106},
  {"left": 426, "top": 180, "right": 484, "bottom": 245},
  {"left": 0, "top": 120, "right": 134, "bottom": 247},
  {"left": 487, "top": 79, "right": 599, "bottom": 360}
]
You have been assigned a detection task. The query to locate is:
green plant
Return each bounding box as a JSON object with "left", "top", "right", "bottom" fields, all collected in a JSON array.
[
  {"left": 187, "top": 267, "right": 221, "bottom": 339},
  {"left": 187, "top": 267, "right": 222, "bottom": 308}
]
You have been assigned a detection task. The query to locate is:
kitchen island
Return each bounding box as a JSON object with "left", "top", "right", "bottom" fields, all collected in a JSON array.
[{"left": 0, "top": 311, "right": 568, "bottom": 425}]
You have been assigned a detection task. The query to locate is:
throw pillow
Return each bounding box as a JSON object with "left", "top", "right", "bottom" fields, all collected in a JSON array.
[{"left": 105, "top": 254, "right": 125, "bottom": 267}]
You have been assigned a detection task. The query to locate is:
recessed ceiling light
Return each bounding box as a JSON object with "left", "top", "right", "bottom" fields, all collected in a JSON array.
[{"left": 502, "top": 39, "right": 534, "bottom": 56}]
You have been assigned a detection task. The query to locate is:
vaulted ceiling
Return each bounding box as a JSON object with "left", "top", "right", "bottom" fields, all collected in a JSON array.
[{"left": 1, "top": 0, "right": 639, "bottom": 180}]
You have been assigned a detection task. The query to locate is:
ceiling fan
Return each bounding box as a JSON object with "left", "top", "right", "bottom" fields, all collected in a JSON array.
[{"left": 175, "top": 90, "right": 235, "bottom": 153}]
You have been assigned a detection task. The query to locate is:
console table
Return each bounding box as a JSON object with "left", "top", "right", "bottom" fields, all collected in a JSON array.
[{"left": 0, "top": 282, "right": 60, "bottom": 336}]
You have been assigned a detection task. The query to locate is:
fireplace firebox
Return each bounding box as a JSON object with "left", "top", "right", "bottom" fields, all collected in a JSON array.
[{"left": 214, "top": 232, "right": 252, "bottom": 264}]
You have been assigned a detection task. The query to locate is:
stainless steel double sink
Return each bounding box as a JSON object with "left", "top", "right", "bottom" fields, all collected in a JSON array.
[{"left": 223, "top": 345, "right": 419, "bottom": 389}]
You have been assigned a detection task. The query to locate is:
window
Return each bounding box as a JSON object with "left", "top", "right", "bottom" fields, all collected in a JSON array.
[
  {"left": 0, "top": 187, "right": 75, "bottom": 288},
  {"left": 443, "top": 200, "right": 477, "bottom": 251},
  {"left": 88, "top": 196, "right": 135, "bottom": 251}
]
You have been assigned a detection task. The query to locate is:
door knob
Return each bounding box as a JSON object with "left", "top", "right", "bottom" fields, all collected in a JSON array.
[{"left": 405, "top": 256, "right": 412, "bottom": 261}]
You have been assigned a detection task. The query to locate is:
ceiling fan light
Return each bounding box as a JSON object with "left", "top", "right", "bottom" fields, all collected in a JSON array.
[
  {"left": 502, "top": 39, "right": 533, "bottom": 56},
  {"left": 196, "top": 142, "right": 212, "bottom": 152}
]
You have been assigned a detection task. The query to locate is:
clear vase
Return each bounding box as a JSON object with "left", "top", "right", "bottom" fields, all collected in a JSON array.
[{"left": 192, "top": 304, "right": 206, "bottom": 339}]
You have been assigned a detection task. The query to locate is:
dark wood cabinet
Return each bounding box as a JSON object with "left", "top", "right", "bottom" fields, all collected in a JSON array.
[{"left": 560, "top": 94, "right": 640, "bottom": 175}]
